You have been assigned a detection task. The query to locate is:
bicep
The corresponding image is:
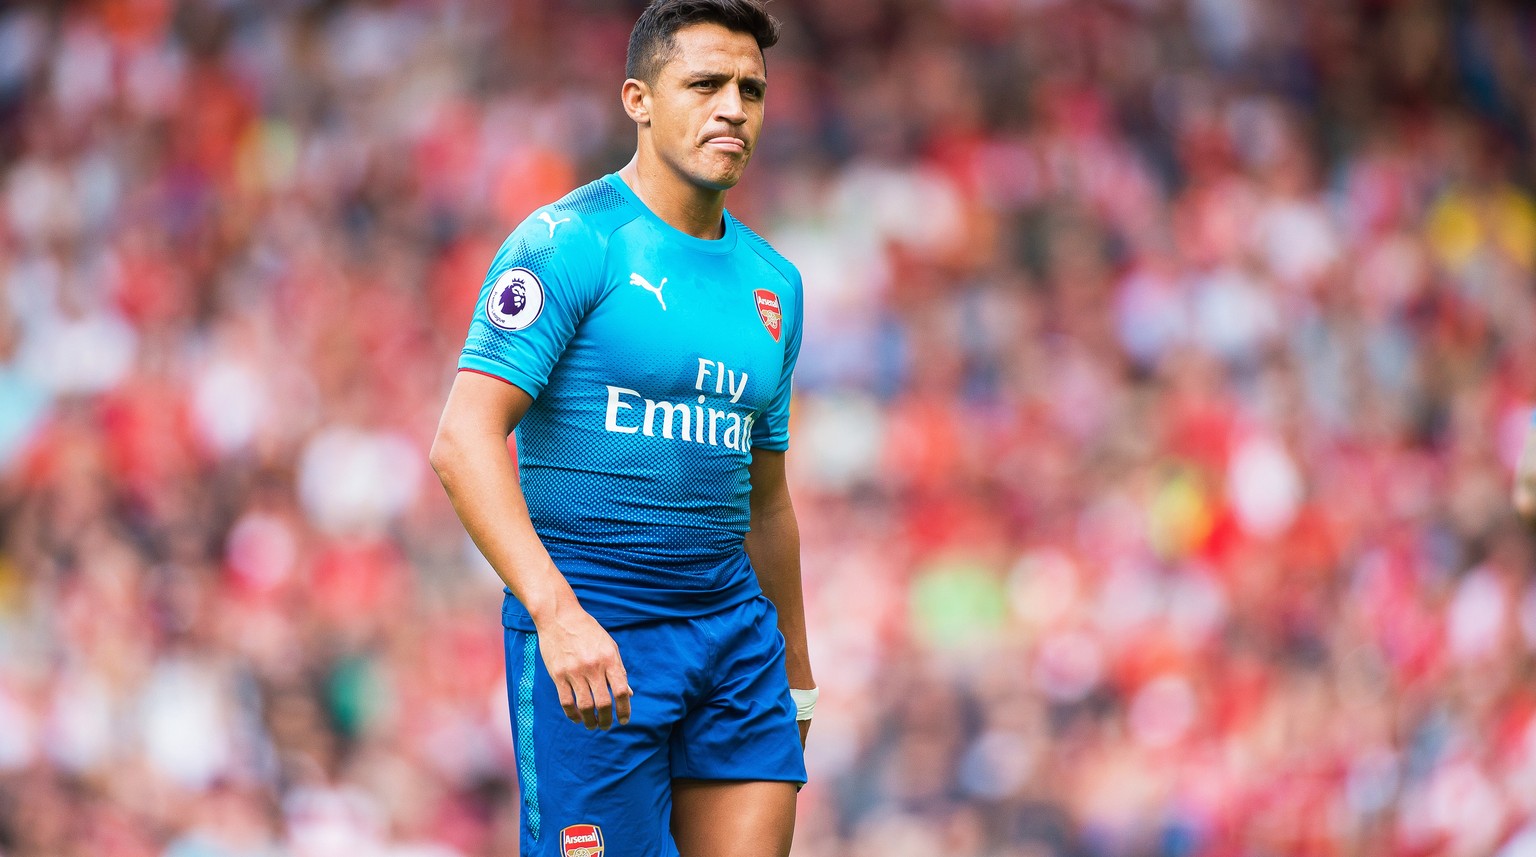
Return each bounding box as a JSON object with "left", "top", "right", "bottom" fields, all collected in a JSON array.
[{"left": 438, "top": 370, "right": 535, "bottom": 441}]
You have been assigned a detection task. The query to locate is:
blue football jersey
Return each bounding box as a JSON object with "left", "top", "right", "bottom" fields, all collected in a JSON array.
[{"left": 458, "top": 174, "right": 803, "bottom": 631}]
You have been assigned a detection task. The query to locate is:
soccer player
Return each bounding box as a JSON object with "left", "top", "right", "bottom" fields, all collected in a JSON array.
[
  {"left": 429, "top": 2, "right": 813, "bottom": 855},
  {"left": 1516, "top": 408, "right": 1536, "bottom": 524}
]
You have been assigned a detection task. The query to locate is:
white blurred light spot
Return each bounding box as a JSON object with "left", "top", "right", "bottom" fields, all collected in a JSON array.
[
  {"left": 1227, "top": 433, "right": 1302, "bottom": 538},
  {"left": 1448, "top": 566, "right": 1506, "bottom": 663},
  {"left": 1128, "top": 674, "right": 1196, "bottom": 749},
  {"left": 138, "top": 658, "right": 231, "bottom": 789},
  {"left": 193, "top": 359, "right": 267, "bottom": 455},
  {"left": 20, "top": 310, "right": 137, "bottom": 396},
  {"left": 298, "top": 427, "right": 423, "bottom": 536},
  {"left": 1032, "top": 630, "right": 1103, "bottom": 702},
  {"left": 0, "top": 684, "right": 36, "bottom": 771},
  {"left": 796, "top": 393, "right": 884, "bottom": 491},
  {"left": 46, "top": 669, "right": 113, "bottom": 773},
  {"left": 225, "top": 512, "right": 298, "bottom": 593},
  {"left": 1007, "top": 547, "right": 1080, "bottom": 629}
]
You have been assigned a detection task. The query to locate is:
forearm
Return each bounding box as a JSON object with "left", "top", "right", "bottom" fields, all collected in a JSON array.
[
  {"left": 745, "top": 500, "right": 814, "bottom": 689},
  {"left": 431, "top": 429, "right": 577, "bottom": 623}
]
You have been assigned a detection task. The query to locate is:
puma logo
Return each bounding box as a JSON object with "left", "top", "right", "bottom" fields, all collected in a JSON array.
[
  {"left": 538, "top": 211, "right": 571, "bottom": 238},
  {"left": 629, "top": 272, "right": 668, "bottom": 311}
]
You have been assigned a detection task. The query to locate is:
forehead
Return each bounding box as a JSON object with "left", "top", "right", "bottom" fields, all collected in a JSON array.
[{"left": 660, "top": 22, "right": 765, "bottom": 79}]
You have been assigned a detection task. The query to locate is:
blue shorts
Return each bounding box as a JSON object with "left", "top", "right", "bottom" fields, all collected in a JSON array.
[{"left": 503, "top": 594, "right": 806, "bottom": 857}]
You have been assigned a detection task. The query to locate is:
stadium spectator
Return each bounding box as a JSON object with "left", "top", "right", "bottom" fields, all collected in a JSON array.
[{"left": 1, "top": 1, "right": 1534, "bottom": 855}]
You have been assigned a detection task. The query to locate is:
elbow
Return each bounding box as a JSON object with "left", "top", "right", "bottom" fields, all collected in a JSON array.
[{"left": 428, "top": 425, "right": 461, "bottom": 484}]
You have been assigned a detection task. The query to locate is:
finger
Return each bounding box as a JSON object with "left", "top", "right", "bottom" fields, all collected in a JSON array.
[
  {"left": 569, "top": 677, "right": 598, "bottom": 729},
  {"left": 555, "top": 677, "right": 581, "bottom": 724},
  {"left": 589, "top": 674, "right": 614, "bottom": 730},
  {"left": 608, "top": 667, "right": 633, "bottom": 727}
]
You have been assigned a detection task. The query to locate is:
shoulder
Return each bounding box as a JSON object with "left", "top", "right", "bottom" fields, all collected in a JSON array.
[
  {"left": 730, "top": 214, "right": 803, "bottom": 295},
  {"left": 545, "top": 176, "right": 642, "bottom": 237},
  {"left": 498, "top": 177, "right": 642, "bottom": 265}
]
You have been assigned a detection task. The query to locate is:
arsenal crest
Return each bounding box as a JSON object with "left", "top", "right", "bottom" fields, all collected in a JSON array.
[
  {"left": 754, "top": 289, "right": 782, "bottom": 342},
  {"left": 561, "top": 824, "right": 604, "bottom": 857}
]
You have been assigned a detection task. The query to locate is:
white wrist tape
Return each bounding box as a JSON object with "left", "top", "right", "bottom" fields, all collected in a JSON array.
[{"left": 790, "top": 686, "right": 818, "bottom": 721}]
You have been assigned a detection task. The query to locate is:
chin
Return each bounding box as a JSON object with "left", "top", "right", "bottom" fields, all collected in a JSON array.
[
  {"left": 685, "top": 156, "right": 748, "bottom": 191},
  {"left": 686, "top": 172, "right": 743, "bottom": 192}
]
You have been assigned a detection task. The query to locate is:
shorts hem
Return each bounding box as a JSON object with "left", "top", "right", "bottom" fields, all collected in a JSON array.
[{"left": 670, "top": 773, "right": 808, "bottom": 786}]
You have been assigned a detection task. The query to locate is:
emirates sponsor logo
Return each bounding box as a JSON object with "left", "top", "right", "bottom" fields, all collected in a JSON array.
[{"left": 601, "top": 358, "right": 756, "bottom": 452}]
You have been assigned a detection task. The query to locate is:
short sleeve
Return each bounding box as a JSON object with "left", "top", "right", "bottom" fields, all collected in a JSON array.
[
  {"left": 458, "top": 213, "right": 604, "bottom": 398},
  {"left": 750, "top": 275, "right": 803, "bottom": 452}
]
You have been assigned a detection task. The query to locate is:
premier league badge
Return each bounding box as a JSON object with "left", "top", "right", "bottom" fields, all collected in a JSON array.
[{"left": 487, "top": 267, "right": 545, "bottom": 331}]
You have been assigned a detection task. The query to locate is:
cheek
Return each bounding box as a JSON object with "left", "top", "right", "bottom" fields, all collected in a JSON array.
[{"left": 657, "top": 105, "right": 704, "bottom": 146}]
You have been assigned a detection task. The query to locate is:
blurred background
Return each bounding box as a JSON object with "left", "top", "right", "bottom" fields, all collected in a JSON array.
[{"left": 2, "top": 0, "right": 1536, "bottom": 855}]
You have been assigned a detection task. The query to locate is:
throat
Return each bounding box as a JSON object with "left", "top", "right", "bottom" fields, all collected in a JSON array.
[{"left": 619, "top": 160, "right": 728, "bottom": 240}]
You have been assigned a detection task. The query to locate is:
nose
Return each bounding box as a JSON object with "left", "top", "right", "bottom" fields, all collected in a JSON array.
[{"left": 715, "top": 86, "right": 747, "bottom": 126}]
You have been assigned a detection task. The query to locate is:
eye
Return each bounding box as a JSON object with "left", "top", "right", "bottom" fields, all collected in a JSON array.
[{"left": 692, "top": 80, "right": 717, "bottom": 91}]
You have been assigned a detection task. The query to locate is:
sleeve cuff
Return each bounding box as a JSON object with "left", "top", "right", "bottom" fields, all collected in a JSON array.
[{"left": 458, "top": 353, "right": 544, "bottom": 399}]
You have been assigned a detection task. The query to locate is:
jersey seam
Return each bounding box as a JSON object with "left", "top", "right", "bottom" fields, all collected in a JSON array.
[
  {"left": 733, "top": 221, "right": 799, "bottom": 294},
  {"left": 595, "top": 211, "right": 642, "bottom": 307}
]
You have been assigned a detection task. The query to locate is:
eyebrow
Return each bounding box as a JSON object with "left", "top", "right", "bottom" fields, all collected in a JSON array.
[{"left": 684, "top": 71, "right": 768, "bottom": 90}]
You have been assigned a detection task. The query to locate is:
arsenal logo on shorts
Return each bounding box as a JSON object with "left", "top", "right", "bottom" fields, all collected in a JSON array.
[
  {"left": 561, "top": 824, "right": 604, "bottom": 857},
  {"left": 754, "top": 288, "right": 782, "bottom": 342}
]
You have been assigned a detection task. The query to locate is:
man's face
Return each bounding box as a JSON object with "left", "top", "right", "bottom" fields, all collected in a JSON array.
[{"left": 642, "top": 23, "right": 766, "bottom": 191}]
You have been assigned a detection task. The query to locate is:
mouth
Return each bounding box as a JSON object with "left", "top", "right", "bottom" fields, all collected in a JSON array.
[{"left": 703, "top": 136, "right": 747, "bottom": 154}]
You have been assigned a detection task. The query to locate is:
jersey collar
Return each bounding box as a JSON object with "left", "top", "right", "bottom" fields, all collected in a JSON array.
[{"left": 603, "top": 173, "right": 740, "bottom": 255}]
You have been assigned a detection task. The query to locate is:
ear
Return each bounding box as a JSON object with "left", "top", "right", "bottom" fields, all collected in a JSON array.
[{"left": 621, "top": 78, "right": 652, "bottom": 127}]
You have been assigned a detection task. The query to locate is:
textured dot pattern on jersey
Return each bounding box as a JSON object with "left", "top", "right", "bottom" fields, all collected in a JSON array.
[
  {"left": 461, "top": 174, "right": 805, "bottom": 631},
  {"left": 550, "top": 178, "right": 627, "bottom": 216}
]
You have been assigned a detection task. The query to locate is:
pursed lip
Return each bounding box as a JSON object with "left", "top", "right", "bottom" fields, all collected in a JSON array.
[{"left": 702, "top": 135, "right": 747, "bottom": 153}]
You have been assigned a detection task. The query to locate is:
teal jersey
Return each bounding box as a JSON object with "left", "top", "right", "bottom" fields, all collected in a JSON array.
[{"left": 458, "top": 174, "right": 803, "bottom": 630}]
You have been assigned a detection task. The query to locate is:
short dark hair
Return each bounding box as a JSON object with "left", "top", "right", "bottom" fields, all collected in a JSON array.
[{"left": 625, "top": 0, "right": 780, "bottom": 83}]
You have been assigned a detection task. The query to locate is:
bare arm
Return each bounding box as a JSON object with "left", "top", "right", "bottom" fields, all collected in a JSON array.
[
  {"left": 744, "top": 448, "right": 814, "bottom": 742},
  {"left": 1516, "top": 418, "right": 1536, "bottom": 524},
  {"left": 430, "top": 370, "right": 632, "bottom": 729}
]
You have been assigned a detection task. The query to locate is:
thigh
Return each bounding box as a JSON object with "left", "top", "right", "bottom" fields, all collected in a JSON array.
[
  {"left": 669, "top": 597, "right": 806, "bottom": 785},
  {"left": 505, "top": 625, "right": 688, "bottom": 857},
  {"left": 670, "top": 779, "right": 797, "bottom": 857}
]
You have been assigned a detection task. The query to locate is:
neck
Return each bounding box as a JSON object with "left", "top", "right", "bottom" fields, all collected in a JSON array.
[{"left": 618, "top": 153, "right": 727, "bottom": 240}]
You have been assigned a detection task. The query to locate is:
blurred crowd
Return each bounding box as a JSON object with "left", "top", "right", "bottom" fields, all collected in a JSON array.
[{"left": 2, "top": 0, "right": 1536, "bottom": 855}]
